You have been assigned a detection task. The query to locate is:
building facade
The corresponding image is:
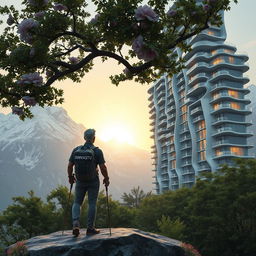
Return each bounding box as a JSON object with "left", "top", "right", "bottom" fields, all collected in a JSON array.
[{"left": 148, "top": 14, "right": 253, "bottom": 194}]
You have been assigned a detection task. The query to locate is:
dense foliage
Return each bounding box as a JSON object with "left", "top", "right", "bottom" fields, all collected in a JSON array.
[
  {"left": 0, "top": 0, "right": 238, "bottom": 118},
  {"left": 1, "top": 158, "right": 255, "bottom": 256}
]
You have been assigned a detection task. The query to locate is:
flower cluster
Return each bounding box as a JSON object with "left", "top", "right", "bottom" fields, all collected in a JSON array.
[
  {"left": 22, "top": 96, "right": 37, "bottom": 106},
  {"left": 17, "top": 72, "right": 43, "bottom": 87},
  {"left": 7, "top": 241, "right": 28, "bottom": 255},
  {"left": 132, "top": 35, "right": 158, "bottom": 62},
  {"left": 17, "top": 18, "right": 39, "bottom": 44},
  {"left": 135, "top": 5, "right": 158, "bottom": 22},
  {"left": 69, "top": 57, "right": 79, "bottom": 64},
  {"left": 11, "top": 107, "right": 24, "bottom": 116},
  {"left": 7, "top": 15, "right": 15, "bottom": 26},
  {"left": 53, "top": 3, "right": 68, "bottom": 11},
  {"left": 181, "top": 243, "right": 202, "bottom": 256},
  {"left": 34, "top": 11, "right": 45, "bottom": 19}
]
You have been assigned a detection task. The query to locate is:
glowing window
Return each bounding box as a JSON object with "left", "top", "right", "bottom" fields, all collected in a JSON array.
[
  {"left": 228, "top": 57, "right": 235, "bottom": 64},
  {"left": 215, "top": 149, "right": 222, "bottom": 156},
  {"left": 181, "top": 105, "right": 187, "bottom": 113},
  {"left": 198, "top": 120, "right": 206, "bottom": 130},
  {"left": 230, "top": 147, "right": 244, "bottom": 156},
  {"left": 208, "top": 31, "right": 215, "bottom": 35},
  {"left": 224, "top": 49, "right": 233, "bottom": 54},
  {"left": 213, "top": 103, "right": 219, "bottom": 110},
  {"left": 230, "top": 102, "right": 241, "bottom": 110},
  {"left": 199, "top": 151, "right": 206, "bottom": 160},
  {"left": 171, "top": 160, "right": 176, "bottom": 169},
  {"left": 212, "top": 92, "right": 219, "bottom": 99},
  {"left": 199, "top": 129, "right": 206, "bottom": 139},
  {"left": 211, "top": 50, "right": 217, "bottom": 55},
  {"left": 212, "top": 57, "right": 224, "bottom": 65},
  {"left": 228, "top": 90, "right": 239, "bottom": 98},
  {"left": 181, "top": 113, "right": 187, "bottom": 122},
  {"left": 199, "top": 140, "right": 206, "bottom": 150},
  {"left": 180, "top": 90, "right": 185, "bottom": 98},
  {"left": 170, "top": 136, "right": 174, "bottom": 143}
]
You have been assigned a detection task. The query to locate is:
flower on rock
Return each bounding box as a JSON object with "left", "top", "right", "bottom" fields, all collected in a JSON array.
[
  {"left": 69, "top": 57, "right": 79, "bottom": 64},
  {"left": 53, "top": 3, "right": 68, "bottom": 11},
  {"left": 132, "top": 35, "right": 158, "bottom": 62},
  {"left": 17, "top": 72, "right": 43, "bottom": 87},
  {"left": 7, "top": 15, "right": 15, "bottom": 26},
  {"left": 134, "top": 5, "right": 159, "bottom": 22},
  {"left": 22, "top": 96, "right": 37, "bottom": 106},
  {"left": 12, "top": 107, "right": 24, "bottom": 116},
  {"left": 17, "top": 18, "right": 39, "bottom": 44}
]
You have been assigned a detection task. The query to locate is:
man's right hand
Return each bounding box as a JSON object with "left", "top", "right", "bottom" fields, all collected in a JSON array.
[
  {"left": 103, "top": 177, "right": 110, "bottom": 187},
  {"left": 69, "top": 175, "right": 76, "bottom": 184}
]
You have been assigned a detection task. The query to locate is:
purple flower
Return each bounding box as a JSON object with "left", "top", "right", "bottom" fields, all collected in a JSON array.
[
  {"left": 46, "top": 70, "right": 53, "bottom": 77},
  {"left": 123, "top": 67, "right": 132, "bottom": 76},
  {"left": 167, "top": 8, "right": 177, "bottom": 17},
  {"left": 7, "top": 14, "right": 15, "bottom": 26},
  {"left": 132, "top": 35, "right": 144, "bottom": 54},
  {"left": 22, "top": 96, "right": 37, "bottom": 106},
  {"left": 34, "top": 11, "right": 45, "bottom": 18},
  {"left": 134, "top": 5, "right": 159, "bottom": 22},
  {"left": 17, "top": 72, "right": 43, "bottom": 87},
  {"left": 132, "top": 35, "right": 158, "bottom": 62},
  {"left": 17, "top": 18, "right": 39, "bottom": 44},
  {"left": 28, "top": 0, "right": 49, "bottom": 6},
  {"left": 203, "top": 4, "right": 211, "bottom": 11},
  {"left": 30, "top": 48, "right": 36, "bottom": 57},
  {"left": 90, "top": 14, "right": 100, "bottom": 24},
  {"left": 69, "top": 57, "right": 79, "bottom": 64},
  {"left": 53, "top": 3, "right": 68, "bottom": 11},
  {"left": 12, "top": 107, "right": 24, "bottom": 116}
]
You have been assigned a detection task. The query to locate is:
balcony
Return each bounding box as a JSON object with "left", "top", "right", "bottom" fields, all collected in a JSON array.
[
  {"left": 211, "top": 104, "right": 251, "bottom": 114},
  {"left": 210, "top": 71, "right": 250, "bottom": 83},
  {"left": 191, "top": 106, "right": 203, "bottom": 115},
  {"left": 187, "top": 72, "right": 208, "bottom": 86},
  {"left": 186, "top": 62, "right": 209, "bottom": 76},
  {"left": 187, "top": 82, "right": 206, "bottom": 97},
  {"left": 193, "top": 115, "right": 204, "bottom": 123}
]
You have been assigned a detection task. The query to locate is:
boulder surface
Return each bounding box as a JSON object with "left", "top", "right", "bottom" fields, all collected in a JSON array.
[{"left": 17, "top": 228, "right": 185, "bottom": 256}]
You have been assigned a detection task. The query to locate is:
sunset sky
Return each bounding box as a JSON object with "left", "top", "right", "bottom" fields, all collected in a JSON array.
[{"left": 0, "top": 0, "right": 255, "bottom": 151}]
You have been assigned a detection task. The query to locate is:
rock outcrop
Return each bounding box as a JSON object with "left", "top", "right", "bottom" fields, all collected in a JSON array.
[{"left": 10, "top": 228, "right": 185, "bottom": 256}]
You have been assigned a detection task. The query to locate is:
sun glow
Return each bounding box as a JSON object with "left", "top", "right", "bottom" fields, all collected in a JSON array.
[{"left": 98, "top": 123, "right": 135, "bottom": 145}]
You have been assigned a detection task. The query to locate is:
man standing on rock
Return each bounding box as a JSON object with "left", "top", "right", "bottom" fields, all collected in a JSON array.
[{"left": 67, "top": 129, "right": 110, "bottom": 236}]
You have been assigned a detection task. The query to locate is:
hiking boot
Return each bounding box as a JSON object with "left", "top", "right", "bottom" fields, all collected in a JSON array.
[
  {"left": 86, "top": 228, "right": 100, "bottom": 236},
  {"left": 72, "top": 220, "right": 80, "bottom": 237}
]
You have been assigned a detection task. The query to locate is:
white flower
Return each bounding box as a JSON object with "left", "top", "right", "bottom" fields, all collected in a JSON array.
[
  {"left": 134, "top": 5, "right": 159, "bottom": 22},
  {"left": 17, "top": 72, "right": 43, "bottom": 87},
  {"left": 17, "top": 18, "right": 39, "bottom": 44}
]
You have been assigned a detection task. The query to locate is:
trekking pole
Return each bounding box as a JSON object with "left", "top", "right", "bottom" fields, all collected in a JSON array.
[
  {"left": 62, "top": 175, "right": 75, "bottom": 235},
  {"left": 105, "top": 185, "right": 112, "bottom": 236}
]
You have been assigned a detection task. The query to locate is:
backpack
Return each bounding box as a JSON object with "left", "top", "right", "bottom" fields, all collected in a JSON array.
[{"left": 73, "top": 145, "right": 98, "bottom": 182}]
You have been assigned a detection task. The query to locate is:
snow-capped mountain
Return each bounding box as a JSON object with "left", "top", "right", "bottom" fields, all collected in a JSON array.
[{"left": 0, "top": 107, "right": 152, "bottom": 210}]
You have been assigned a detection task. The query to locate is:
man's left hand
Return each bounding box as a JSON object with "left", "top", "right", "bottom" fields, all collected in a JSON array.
[{"left": 69, "top": 175, "right": 76, "bottom": 184}]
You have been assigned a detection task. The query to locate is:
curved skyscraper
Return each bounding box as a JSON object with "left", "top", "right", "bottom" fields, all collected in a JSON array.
[{"left": 148, "top": 13, "right": 253, "bottom": 194}]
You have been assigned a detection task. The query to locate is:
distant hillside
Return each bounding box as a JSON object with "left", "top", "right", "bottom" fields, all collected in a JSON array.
[{"left": 0, "top": 106, "right": 152, "bottom": 211}]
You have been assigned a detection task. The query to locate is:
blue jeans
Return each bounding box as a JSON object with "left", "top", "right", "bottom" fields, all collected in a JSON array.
[{"left": 72, "top": 176, "right": 100, "bottom": 229}]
